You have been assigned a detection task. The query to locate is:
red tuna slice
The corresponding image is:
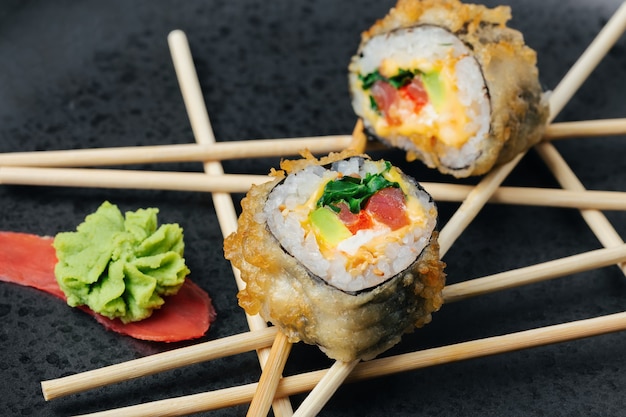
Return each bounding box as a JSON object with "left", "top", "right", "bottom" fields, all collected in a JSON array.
[
  {"left": 365, "top": 187, "right": 410, "bottom": 231},
  {"left": 336, "top": 202, "right": 373, "bottom": 234},
  {"left": 399, "top": 77, "right": 429, "bottom": 113},
  {"left": 0, "top": 231, "right": 216, "bottom": 342},
  {"left": 371, "top": 80, "right": 400, "bottom": 125}
]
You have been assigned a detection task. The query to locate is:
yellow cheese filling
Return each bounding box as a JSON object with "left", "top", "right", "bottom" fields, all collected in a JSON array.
[{"left": 363, "top": 56, "right": 477, "bottom": 150}]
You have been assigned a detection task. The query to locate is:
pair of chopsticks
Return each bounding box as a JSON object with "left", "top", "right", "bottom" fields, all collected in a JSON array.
[
  {"left": 1, "top": 117, "right": 626, "bottom": 211},
  {"left": 0, "top": 117, "right": 623, "bottom": 167},
  {"left": 1, "top": 118, "right": 625, "bottom": 198},
  {"left": 25, "top": 2, "right": 626, "bottom": 415}
]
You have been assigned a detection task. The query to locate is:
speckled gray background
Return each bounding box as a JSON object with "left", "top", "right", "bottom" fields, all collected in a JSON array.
[{"left": 1, "top": 1, "right": 625, "bottom": 416}]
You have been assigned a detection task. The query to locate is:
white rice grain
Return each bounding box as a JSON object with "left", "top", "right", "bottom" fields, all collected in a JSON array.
[{"left": 264, "top": 158, "right": 437, "bottom": 292}]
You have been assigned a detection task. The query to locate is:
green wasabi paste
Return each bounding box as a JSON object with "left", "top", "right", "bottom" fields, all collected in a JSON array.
[{"left": 53, "top": 201, "right": 190, "bottom": 323}]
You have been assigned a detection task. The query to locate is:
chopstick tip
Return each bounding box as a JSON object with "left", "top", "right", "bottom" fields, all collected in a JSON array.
[{"left": 167, "top": 29, "right": 187, "bottom": 43}]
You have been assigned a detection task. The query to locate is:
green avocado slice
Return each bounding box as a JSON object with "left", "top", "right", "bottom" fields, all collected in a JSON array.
[
  {"left": 309, "top": 207, "right": 352, "bottom": 246},
  {"left": 421, "top": 71, "right": 445, "bottom": 110}
]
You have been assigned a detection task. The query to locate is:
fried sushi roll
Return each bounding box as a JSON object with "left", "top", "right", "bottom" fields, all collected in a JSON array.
[
  {"left": 348, "top": 0, "right": 550, "bottom": 178},
  {"left": 224, "top": 151, "right": 445, "bottom": 362}
]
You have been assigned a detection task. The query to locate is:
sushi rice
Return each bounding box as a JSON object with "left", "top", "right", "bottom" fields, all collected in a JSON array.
[{"left": 264, "top": 156, "right": 437, "bottom": 293}]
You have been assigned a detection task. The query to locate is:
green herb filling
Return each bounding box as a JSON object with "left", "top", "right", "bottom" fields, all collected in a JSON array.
[{"left": 317, "top": 162, "right": 400, "bottom": 213}]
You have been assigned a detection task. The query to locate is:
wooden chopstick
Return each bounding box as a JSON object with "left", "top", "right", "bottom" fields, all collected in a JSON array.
[
  {"left": 246, "top": 332, "right": 293, "bottom": 417},
  {"left": 441, "top": 243, "right": 626, "bottom": 303},
  {"left": 3, "top": 166, "right": 626, "bottom": 210},
  {"left": 0, "top": 118, "right": 623, "bottom": 168},
  {"left": 543, "top": 118, "right": 626, "bottom": 139},
  {"left": 41, "top": 242, "right": 626, "bottom": 402},
  {"left": 291, "top": 360, "right": 359, "bottom": 417},
  {"left": 40, "top": 327, "right": 278, "bottom": 401},
  {"left": 70, "top": 310, "right": 626, "bottom": 417},
  {"left": 0, "top": 138, "right": 347, "bottom": 167},
  {"left": 0, "top": 166, "right": 271, "bottom": 192},
  {"left": 347, "top": 310, "right": 626, "bottom": 386},
  {"left": 546, "top": 4, "right": 626, "bottom": 121},
  {"left": 167, "top": 29, "right": 296, "bottom": 416},
  {"left": 423, "top": 182, "right": 626, "bottom": 210}
]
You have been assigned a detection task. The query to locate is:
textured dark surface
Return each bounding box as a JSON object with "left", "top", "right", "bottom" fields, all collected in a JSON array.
[{"left": 1, "top": 1, "right": 625, "bottom": 416}]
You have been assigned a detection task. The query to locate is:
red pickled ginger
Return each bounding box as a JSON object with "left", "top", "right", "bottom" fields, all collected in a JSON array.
[{"left": 0, "top": 231, "right": 216, "bottom": 342}]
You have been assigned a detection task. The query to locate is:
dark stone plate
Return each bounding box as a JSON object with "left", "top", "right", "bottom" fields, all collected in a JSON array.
[{"left": 1, "top": 1, "right": 624, "bottom": 415}]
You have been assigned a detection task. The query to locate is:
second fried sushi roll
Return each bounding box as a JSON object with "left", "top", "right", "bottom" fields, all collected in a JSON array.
[
  {"left": 224, "top": 151, "right": 445, "bottom": 362},
  {"left": 348, "top": 0, "right": 549, "bottom": 178}
]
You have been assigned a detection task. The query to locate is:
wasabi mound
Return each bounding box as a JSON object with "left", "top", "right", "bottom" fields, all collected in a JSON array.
[{"left": 53, "top": 201, "right": 190, "bottom": 323}]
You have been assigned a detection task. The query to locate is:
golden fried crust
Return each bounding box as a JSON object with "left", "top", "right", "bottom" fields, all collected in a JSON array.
[
  {"left": 224, "top": 155, "right": 446, "bottom": 361},
  {"left": 223, "top": 178, "right": 283, "bottom": 316},
  {"left": 356, "top": 0, "right": 549, "bottom": 177},
  {"left": 363, "top": 0, "right": 512, "bottom": 40},
  {"left": 277, "top": 147, "right": 363, "bottom": 175}
]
